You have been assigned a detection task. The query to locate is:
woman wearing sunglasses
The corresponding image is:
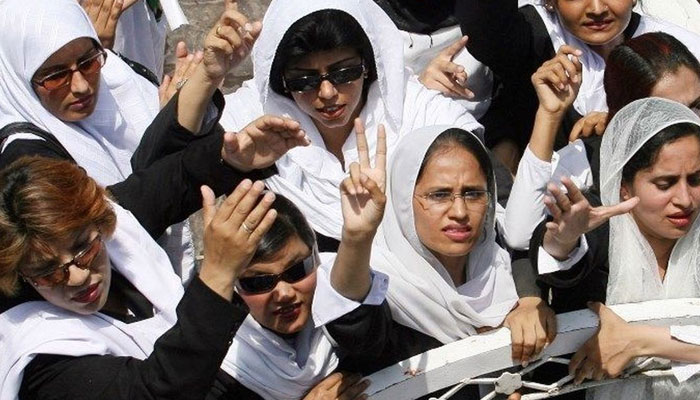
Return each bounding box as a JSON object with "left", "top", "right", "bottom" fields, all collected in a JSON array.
[
  {"left": 0, "top": 155, "right": 388, "bottom": 400},
  {"left": 219, "top": 0, "right": 489, "bottom": 252}
]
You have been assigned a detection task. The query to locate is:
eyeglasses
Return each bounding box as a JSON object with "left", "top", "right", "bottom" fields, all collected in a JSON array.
[
  {"left": 21, "top": 234, "right": 103, "bottom": 287},
  {"left": 32, "top": 49, "right": 107, "bottom": 91},
  {"left": 283, "top": 64, "right": 366, "bottom": 92},
  {"left": 415, "top": 190, "right": 491, "bottom": 212},
  {"left": 236, "top": 247, "right": 320, "bottom": 294}
]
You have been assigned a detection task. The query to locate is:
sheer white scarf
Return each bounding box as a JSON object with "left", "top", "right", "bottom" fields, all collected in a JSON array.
[
  {"left": 371, "top": 125, "right": 518, "bottom": 344},
  {"left": 0, "top": 203, "right": 184, "bottom": 400},
  {"left": 518, "top": 1, "right": 700, "bottom": 116},
  {"left": 590, "top": 98, "right": 700, "bottom": 399}
]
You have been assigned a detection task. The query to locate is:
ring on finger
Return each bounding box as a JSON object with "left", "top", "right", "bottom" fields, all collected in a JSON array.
[
  {"left": 175, "top": 79, "right": 188, "bottom": 90},
  {"left": 241, "top": 221, "right": 254, "bottom": 233}
]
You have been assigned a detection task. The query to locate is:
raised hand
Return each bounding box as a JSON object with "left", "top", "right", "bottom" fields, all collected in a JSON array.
[
  {"left": 198, "top": 181, "right": 277, "bottom": 301},
  {"left": 504, "top": 297, "right": 557, "bottom": 367},
  {"left": 159, "top": 42, "right": 203, "bottom": 108},
  {"left": 81, "top": 0, "right": 137, "bottom": 49},
  {"left": 303, "top": 372, "right": 370, "bottom": 400},
  {"left": 339, "top": 119, "right": 387, "bottom": 240},
  {"left": 542, "top": 177, "right": 639, "bottom": 259},
  {"left": 419, "top": 36, "right": 475, "bottom": 99},
  {"left": 221, "top": 115, "right": 310, "bottom": 172},
  {"left": 201, "top": 0, "right": 262, "bottom": 85},
  {"left": 532, "top": 45, "right": 583, "bottom": 115},
  {"left": 569, "top": 111, "right": 609, "bottom": 142}
]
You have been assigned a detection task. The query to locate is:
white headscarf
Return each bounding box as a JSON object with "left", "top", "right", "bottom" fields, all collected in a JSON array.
[
  {"left": 518, "top": 0, "right": 700, "bottom": 116},
  {"left": 0, "top": 0, "right": 160, "bottom": 187},
  {"left": 591, "top": 97, "right": 700, "bottom": 400},
  {"left": 220, "top": 0, "right": 483, "bottom": 240},
  {"left": 370, "top": 125, "right": 518, "bottom": 344},
  {"left": 0, "top": 203, "right": 184, "bottom": 400}
]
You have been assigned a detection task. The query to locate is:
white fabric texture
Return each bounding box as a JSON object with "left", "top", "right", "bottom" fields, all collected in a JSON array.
[
  {"left": 400, "top": 24, "right": 493, "bottom": 119},
  {"left": 587, "top": 98, "right": 700, "bottom": 399},
  {"left": 367, "top": 125, "right": 518, "bottom": 344},
  {"left": 113, "top": 0, "right": 168, "bottom": 80},
  {"left": 536, "top": 235, "right": 589, "bottom": 275},
  {"left": 635, "top": 0, "right": 700, "bottom": 36},
  {"left": 0, "top": 203, "right": 184, "bottom": 400},
  {"left": 519, "top": 0, "right": 700, "bottom": 116},
  {"left": 219, "top": 0, "right": 483, "bottom": 240},
  {"left": 221, "top": 254, "right": 389, "bottom": 400}
]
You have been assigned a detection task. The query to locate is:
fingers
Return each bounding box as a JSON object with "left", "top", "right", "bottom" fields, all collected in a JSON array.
[
  {"left": 375, "top": 124, "right": 387, "bottom": 173},
  {"left": 362, "top": 174, "right": 386, "bottom": 206},
  {"left": 229, "top": 180, "right": 267, "bottom": 228},
  {"left": 247, "top": 195, "right": 277, "bottom": 243},
  {"left": 335, "top": 373, "right": 362, "bottom": 395},
  {"left": 575, "top": 360, "right": 595, "bottom": 385},
  {"left": 349, "top": 162, "right": 363, "bottom": 195},
  {"left": 546, "top": 311, "right": 558, "bottom": 346},
  {"left": 547, "top": 182, "right": 572, "bottom": 213},
  {"left": 569, "top": 347, "right": 586, "bottom": 376},
  {"left": 254, "top": 115, "right": 305, "bottom": 139},
  {"left": 569, "top": 112, "right": 609, "bottom": 141},
  {"left": 543, "top": 195, "right": 563, "bottom": 221},
  {"left": 338, "top": 378, "right": 370, "bottom": 400},
  {"left": 560, "top": 176, "right": 586, "bottom": 204},
  {"left": 201, "top": 185, "right": 216, "bottom": 228},
  {"left": 354, "top": 118, "right": 370, "bottom": 168},
  {"left": 509, "top": 321, "right": 524, "bottom": 364},
  {"left": 443, "top": 35, "right": 469, "bottom": 59},
  {"left": 593, "top": 196, "right": 639, "bottom": 226},
  {"left": 217, "top": 179, "right": 254, "bottom": 223}
]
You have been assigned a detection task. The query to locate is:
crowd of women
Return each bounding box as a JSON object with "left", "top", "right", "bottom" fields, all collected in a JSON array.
[{"left": 0, "top": 0, "right": 699, "bottom": 399}]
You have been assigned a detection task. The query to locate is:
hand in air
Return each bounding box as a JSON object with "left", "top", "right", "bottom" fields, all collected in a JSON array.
[
  {"left": 532, "top": 45, "right": 583, "bottom": 115},
  {"left": 569, "top": 302, "right": 640, "bottom": 384},
  {"left": 339, "top": 119, "right": 387, "bottom": 241},
  {"left": 419, "top": 36, "right": 475, "bottom": 99},
  {"left": 569, "top": 111, "right": 609, "bottom": 142},
  {"left": 199, "top": 181, "right": 277, "bottom": 296},
  {"left": 221, "top": 115, "right": 310, "bottom": 172},
  {"left": 542, "top": 177, "right": 639, "bottom": 259},
  {"left": 303, "top": 372, "right": 370, "bottom": 400},
  {"left": 81, "top": 0, "right": 139, "bottom": 49},
  {"left": 159, "top": 42, "right": 204, "bottom": 108},
  {"left": 201, "top": 0, "right": 262, "bottom": 85},
  {"left": 504, "top": 296, "right": 557, "bottom": 367}
]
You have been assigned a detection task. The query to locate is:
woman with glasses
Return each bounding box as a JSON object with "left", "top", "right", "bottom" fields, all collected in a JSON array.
[
  {"left": 0, "top": 155, "right": 389, "bottom": 400},
  {"left": 219, "top": 0, "right": 490, "bottom": 253}
]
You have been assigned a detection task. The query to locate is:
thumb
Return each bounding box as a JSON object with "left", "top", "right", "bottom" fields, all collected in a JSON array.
[
  {"left": 201, "top": 185, "right": 217, "bottom": 228},
  {"left": 223, "top": 131, "right": 241, "bottom": 154},
  {"left": 593, "top": 196, "right": 639, "bottom": 227}
]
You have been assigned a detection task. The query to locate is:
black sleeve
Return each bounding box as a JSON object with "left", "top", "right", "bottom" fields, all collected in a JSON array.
[
  {"left": 0, "top": 137, "right": 69, "bottom": 169},
  {"left": 108, "top": 131, "right": 277, "bottom": 238},
  {"left": 131, "top": 90, "right": 226, "bottom": 172},
  {"left": 20, "top": 277, "right": 248, "bottom": 400},
  {"left": 327, "top": 302, "right": 443, "bottom": 375}
]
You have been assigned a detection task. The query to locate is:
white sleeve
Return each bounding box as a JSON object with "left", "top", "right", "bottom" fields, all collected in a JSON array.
[
  {"left": 551, "top": 139, "right": 593, "bottom": 193},
  {"left": 311, "top": 264, "right": 389, "bottom": 328},
  {"left": 503, "top": 145, "right": 551, "bottom": 250},
  {"left": 670, "top": 325, "right": 700, "bottom": 382},
  {"left": 537, "top": 235, "right": 589, "bottom": 275},
  {"left": 0, "top": 132, "right": 45, "bottom": 153}
]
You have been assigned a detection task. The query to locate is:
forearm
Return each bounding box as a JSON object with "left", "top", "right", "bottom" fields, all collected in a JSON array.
[
  {"left": 177, "top": 67, "right": 220, "bottom": 133},
  {"left": 529, "top": 108, "right": 565, "bottom": 161},
  {"left": 635, "top": 325, "right": 700, "bottom": 364},
  {"left": 331, "top": 231, "right": 374, "bottom": 302}
]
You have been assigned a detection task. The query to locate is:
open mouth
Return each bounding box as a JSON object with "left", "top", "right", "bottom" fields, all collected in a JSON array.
[
  {"left": 582, "top": 19, "right": 614, "bottom": 31},
  {"left": 668, "top": 211, "right": 694, "bottom": 228},
  {"left": 273, "top": 302, "right": 302, "bottom": 321},
  {"left": 72, "top": 282, "right": 101, "bottom": 304},
  {"left": 316, "top": 104, "right": 346, "bottom": 120}
]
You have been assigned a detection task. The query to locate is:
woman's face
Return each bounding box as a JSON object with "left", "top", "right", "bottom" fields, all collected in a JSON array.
[
  {"left": 549, "top": 0, "right": 634, "bottom": 47},
  {"left": 650, "top": 66, "right": 700, "bottom": 115},
  {"left": 23, "top": 228, "right": 111, "bottom": 315},
  {"left": 238, "top": 236, "right": 317, "bottom": 335},
  {"left": 622, "top": 135, "right": 700, "bottom": 243},
  {"left": 285, "top": 47, "right": 365, "bottom": 138},
  {"left": 32, "top": 37, "right": 101, "bottom": 122},
  {"left": 413, "top": 146, "right": 489, "bottom": 264}
]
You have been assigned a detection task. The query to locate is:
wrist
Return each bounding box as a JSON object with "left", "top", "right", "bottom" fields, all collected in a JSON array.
[
  {"left": 536, "top": 106, "right": 566, "bottom": 122},
  {"left": 543, "top": 232, "right": 580, "bottom": 260},
  {"left": 341, "top": 228, "right": 377, "bottom": 246},
  {"left": 198, "top": 260, "right": 238, "bottom": 301},
  {"left": 220, "top": 143, "right": 253, "bottom": 172},
  {"left": 633, "top": 325, "right": 669, "bottom": 358}
]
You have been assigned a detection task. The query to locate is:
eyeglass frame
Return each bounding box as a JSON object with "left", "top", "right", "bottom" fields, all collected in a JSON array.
[
  {"left": 235, "top": 245, "right": 321, "bottom": 294},
  {"left": 282, "top": 62, "right": 367, "bottom": 93},
  {"left": 31, "top": 49, "right": 108, "bottom": 91},
  {"left": 20, "top": 233, "right": 104, "bottom": 287},
  {"left": 414, "top": 189, "right": 491, "bottom": 212}
]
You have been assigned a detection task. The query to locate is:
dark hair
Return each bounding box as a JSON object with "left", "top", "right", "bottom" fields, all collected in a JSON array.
[
  {"left": 622, "top": 123, "right": 700, "bottom": 183},
  {"left": 0, "top": 156, "right": 116, "bottom": 296},
  {"left": 417, "top": 128, "right": 493, "bottom": 186},
  {"left": 269, "top": 9, "right": 378, "bottom": 100},
  {"left": 251, "top": 194, "right": 316, "bottom": 263},
  {"left": 605, "top": 32, "right": 700, "bottom": 120}
]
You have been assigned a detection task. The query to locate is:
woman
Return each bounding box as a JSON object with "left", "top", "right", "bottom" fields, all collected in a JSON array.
[
  {"left": 531, "top": 97, "right": 700, "bottom": 398},
  {"left": 219, "top": 0, "right": 488, "bottom": 252},
  {"left": 456, "top": 0, "right": 700, "bottom": 164},
  {"left": 505, "top": 32, "right": 700, "bottom": 251}
]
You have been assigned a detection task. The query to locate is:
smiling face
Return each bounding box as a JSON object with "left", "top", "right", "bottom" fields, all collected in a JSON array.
[
  {"left": 32, "top": 37, "right": 101, "bottom": 122},
  {"left": 22, "top": 228, "right": 111, "bottom": 315},
  {"left": 548, "top": 0, "right": 634, "bottom": 49},
  {"left": 237, "top": 236, "right": 317, "bottom": 335},
  {"left": 622, "top": 135, "right": 700, "bottom": 246},
  {"left": 285, "top": 47, "right": 366, "bottom": 140},
  {"left": 412, "top": 146, "right": 489, "bottom": 271},
  {"left": 650, "top": 66, "right": 700, "bottom": 114}
]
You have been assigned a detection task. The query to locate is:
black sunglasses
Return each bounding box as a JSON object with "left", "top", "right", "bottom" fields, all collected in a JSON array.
[
  {"left": 283, "top": 64, "right": 366, "bottom": 93},
  {"left": 236, "top": 247, "right": 320, "bottom": 294},
  {"left": 21, "top": 233, "right": 103, "bottom": 287},
  {"left": 32, "top": 49, "right": 107, "bottom": 91}
]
